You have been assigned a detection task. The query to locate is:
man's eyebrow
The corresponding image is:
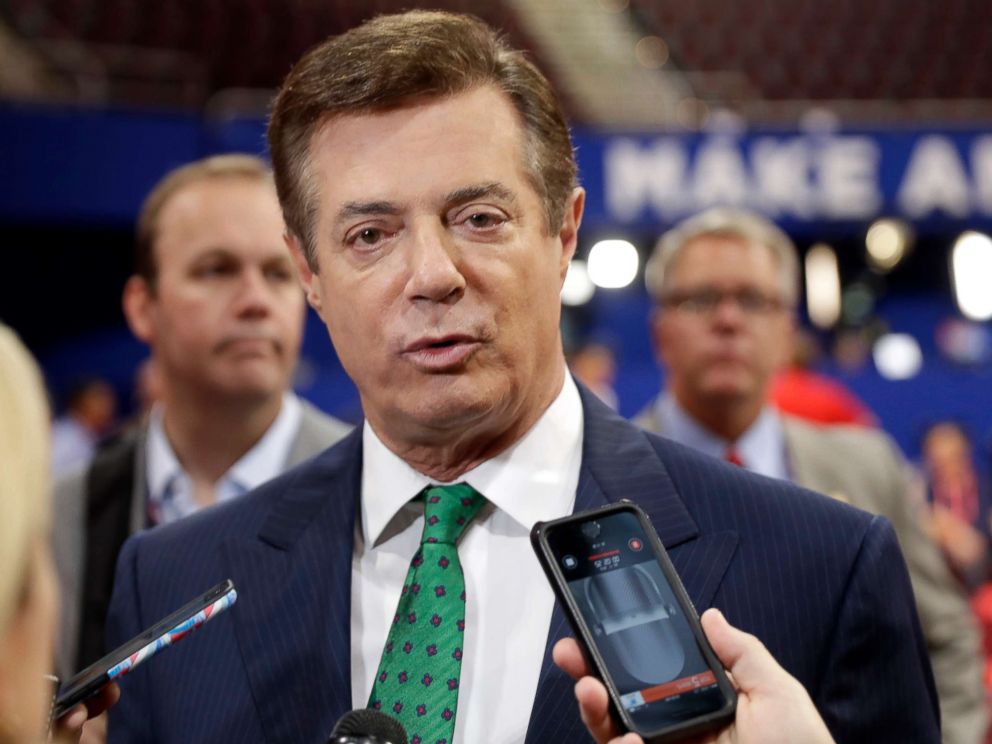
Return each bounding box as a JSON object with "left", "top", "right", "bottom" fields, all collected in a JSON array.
[
  {"left": 445, "top": 182, "right": 517, "bottom": 206},
  {"left": 336, "top": 200, "right": 401, "bottom": 221}
]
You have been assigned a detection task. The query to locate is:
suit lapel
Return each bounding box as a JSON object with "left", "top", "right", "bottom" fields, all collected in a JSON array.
[
  {"left": 222, "top": 429, "right": 363, "bottom": 743},
  {"left": 526, "top": 388, "right": 737, "bottom": 743}
]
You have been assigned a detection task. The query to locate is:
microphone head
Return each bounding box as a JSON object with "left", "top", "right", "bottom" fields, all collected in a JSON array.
[{"left": 328, "top": 709, "right": 408, "bottom": 744}]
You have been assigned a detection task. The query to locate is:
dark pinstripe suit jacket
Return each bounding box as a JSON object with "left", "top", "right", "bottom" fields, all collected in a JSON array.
[{"left": 106, "top": 387, "right": 939, "bottom": 743}]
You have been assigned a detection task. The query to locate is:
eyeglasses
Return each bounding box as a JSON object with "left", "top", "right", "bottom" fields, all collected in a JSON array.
[{"left": 661, "top": 288, "right": 786, "bottom": 316}]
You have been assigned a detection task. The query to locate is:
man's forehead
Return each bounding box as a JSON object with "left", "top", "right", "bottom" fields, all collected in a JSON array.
[
  {"left": 155, "top": 180, "right": 284, "bottom": 256},
  {"left": 674, "top": 234, "right": 781, "bottom": 278},
  {"left": 159, "top": 176, "right": 276, "bottom": 223},
  {"left": 306, "top": 86, "right": 530, "bottom": 195}
]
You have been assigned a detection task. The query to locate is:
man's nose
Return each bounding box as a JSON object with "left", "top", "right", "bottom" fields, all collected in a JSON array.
[
  {"left": 711, "top": 293, "right": 746, "bottom": 328},
  {"left": 404, "top": 221, "right": 466, "bottom": 304},
  {"left": 234, "top": 268, "right": 275, "bottom": 318}
]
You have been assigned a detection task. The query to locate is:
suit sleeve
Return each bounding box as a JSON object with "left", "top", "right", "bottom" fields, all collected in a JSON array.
[
  {"left": 876, "top": 439, "right": 987, "bottom": 744},
  {"left": 815, "top": 515, "right": 941, "bottom": 744},
  {"left": 106, "top": 533, "right": 155, "bottom": 744}
]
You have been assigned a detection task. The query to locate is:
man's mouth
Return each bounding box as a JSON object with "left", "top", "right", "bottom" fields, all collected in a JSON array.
[{"left": 402, "top": 335, "right": 481, "bottom": 371}]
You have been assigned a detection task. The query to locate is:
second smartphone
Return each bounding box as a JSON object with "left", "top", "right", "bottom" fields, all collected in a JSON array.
[
  {"left": 532, "top": 503, "right": 736, "bottom": 743},
  {"left": 53, "top": 579, "right": 237, "bottom": 719}
]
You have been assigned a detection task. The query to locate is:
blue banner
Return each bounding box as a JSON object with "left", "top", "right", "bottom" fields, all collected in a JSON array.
[{"left": 573, "top": 127, "right": 992, "bottom": 234}]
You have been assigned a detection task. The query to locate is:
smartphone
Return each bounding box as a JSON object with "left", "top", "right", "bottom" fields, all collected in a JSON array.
[
  {"left": 532, "top": 503, "right": 736, "bottom": 743},
  {"left": 52, "top": 579, "right": 237, "bottom": 719}
]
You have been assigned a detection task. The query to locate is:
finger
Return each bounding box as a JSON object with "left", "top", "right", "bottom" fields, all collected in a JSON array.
[
  {"left": 52, "top": 681, "right": 121, "bottom": 739},
  {"left": 84, "top": 682, "right": 121, "bottom": 717},
  {"left": 553, "top": 637, "right": 591, "bottom": 680},
  {"left": 701, "top": 608, "right": 784, "bottom": 693},
  {"left": 52, "top": 703, "right": 88, "bottom": 734},
  {"left": 574, "top": 676, "right": 620, "bottom": 744}
]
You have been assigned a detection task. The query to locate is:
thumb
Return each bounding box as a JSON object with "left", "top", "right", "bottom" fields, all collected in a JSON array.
[{"left": 700, "top": 608, "right": 786, "bottom": 695}]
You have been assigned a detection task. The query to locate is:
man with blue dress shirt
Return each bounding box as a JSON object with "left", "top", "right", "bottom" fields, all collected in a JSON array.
[
  {"left": 636, "top": 206, "right": 983, "bottom": 744},
  {"left": 53, "top": 154, "right": 351, "bottom": 683}
]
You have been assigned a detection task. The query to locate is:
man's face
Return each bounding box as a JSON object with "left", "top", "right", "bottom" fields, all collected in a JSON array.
[
  {"left": 291, "top": 86, "right": 581, "bottom": 446},
  {"left": 125, "top": 177, "right": 305, "bottom": 403},
  {"left": 653, "top": 235, "right": 794, "bottom": 411}
]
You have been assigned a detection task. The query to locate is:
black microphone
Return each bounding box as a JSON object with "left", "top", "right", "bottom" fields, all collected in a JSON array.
[{"left": 327, "top": 709, "right": 409, "bottom": 744}]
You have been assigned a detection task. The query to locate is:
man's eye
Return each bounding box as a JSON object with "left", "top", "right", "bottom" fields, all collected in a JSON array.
[
  {"left": 689, "top": 292, "right": 721, "bottom": 311},
  {"left": 464, "top": 212, "right": 504, "bottom": 230},
  {"left": 358, "top": 228, "right": 382, "bottom": 245},
  {"left": 196, "top": 263, "right": 234, "bottom": 278}
]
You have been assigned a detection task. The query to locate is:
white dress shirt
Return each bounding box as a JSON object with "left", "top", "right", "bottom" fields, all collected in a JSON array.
[
  {"left": 145, "top": 392, "right": 303, "bottom": 525},
  {"left": 351, "top": 374, "right": 583, "bottom": 743},
  {"left": 655, "top": 394, "right": 790, "bottom": 480}
]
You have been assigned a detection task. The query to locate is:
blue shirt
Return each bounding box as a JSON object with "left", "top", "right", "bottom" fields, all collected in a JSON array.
[
  {"left": 145, "top": 393, "right": 303, "bottom": 525},
  {"left": 655, "top": 394, "right": 791, "bottom": 481}
]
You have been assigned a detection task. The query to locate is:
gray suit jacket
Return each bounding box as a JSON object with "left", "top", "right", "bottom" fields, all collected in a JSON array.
[
  {"left": 635, "top": 401, "right": 986, "bottom": 744},
  {"left": 52, "top": 399, "right": 351, "bottom": 678}
]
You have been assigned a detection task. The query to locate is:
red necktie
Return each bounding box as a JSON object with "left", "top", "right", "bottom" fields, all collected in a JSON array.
[{"left": 724, "top": 448, "right": 745, "bottom": 468}]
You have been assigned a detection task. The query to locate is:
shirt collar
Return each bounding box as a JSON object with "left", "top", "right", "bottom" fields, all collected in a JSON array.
[
  {"left": 657, "top": 393, "right": 790, "bottom": 480},
  {"left": 145, "top": 405, "right": 181, "bottom": 504},
  {"left": 145, "top": 392, "right": 304, "bottom": 505},
  {"left": 361, "top": 373, "right": 584, "bottom": 546}
]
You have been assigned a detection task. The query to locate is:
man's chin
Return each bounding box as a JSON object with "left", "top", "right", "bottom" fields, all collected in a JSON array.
[
  {"left": 208, "top": 370, "right": 286, "bottom": 403},
  {"left": 377, "top": 382, "right": 505, "bottom": 440},
  {"left": 697, "top": 380, "right": 757, "bottom": 406}
]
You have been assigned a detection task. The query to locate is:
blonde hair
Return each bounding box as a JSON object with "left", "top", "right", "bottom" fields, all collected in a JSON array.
[{"left": 0, "top": 324, "right": 51, "bottom": 631}]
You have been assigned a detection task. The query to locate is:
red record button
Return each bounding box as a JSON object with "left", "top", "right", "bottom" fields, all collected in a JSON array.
[{"left": 628, "top": 538, "right": 643, "bottom": 551}]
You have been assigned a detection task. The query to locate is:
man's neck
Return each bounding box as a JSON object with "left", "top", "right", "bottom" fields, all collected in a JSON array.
[
  {"left": 159, "top": 388, "right": 284, "bottom": 486},
  {"left": 673, "top": 392, "right": 762, "bottom": 443}
]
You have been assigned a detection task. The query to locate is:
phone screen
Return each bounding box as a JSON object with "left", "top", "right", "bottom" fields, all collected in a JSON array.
[{"left": 545, "top": 510, "right": 728, "bottom": 733}]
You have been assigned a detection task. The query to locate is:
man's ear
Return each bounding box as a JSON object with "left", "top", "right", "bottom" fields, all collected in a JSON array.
[
  {"left": 557, "top": 187, "right": 586, "bottom": 281},
  {"left": 285, "top": 233, "right": 324, "bottom": 315},
  {"left": 122, "top": 275, "right": 155, "bottom": 344}
]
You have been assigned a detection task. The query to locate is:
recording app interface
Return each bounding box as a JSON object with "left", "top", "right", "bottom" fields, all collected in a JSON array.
[{"left": 548, "top": 510, "right": 727, "bottom": 732}]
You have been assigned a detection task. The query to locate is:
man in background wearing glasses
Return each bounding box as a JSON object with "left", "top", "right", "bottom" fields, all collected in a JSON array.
[{"left": 635, "top": 206, "right": 986, "bottom": 744}]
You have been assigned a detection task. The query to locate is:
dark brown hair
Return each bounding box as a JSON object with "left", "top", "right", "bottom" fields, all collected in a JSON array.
[
  {"left": 134, "top": 154, "right": 272, "bottom": 287},
  {"left": 267, "top": 10, "right": 577, "bottom": 271}
]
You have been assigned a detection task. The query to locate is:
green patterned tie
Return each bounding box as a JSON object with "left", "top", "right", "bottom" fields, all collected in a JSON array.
[{"left": 368, "top": 483, "right": 486, "bottom": 744}]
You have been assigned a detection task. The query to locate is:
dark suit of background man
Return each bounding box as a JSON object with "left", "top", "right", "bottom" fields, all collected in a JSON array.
[
  {"left": 633, "top": 207, "right": 985, "bottom": 744},
  {"left": 105, "top": 12, "right": 939, "bottom": 744},
  {"left": 52, "top": 155, "right": 351, "bottom": 682}
]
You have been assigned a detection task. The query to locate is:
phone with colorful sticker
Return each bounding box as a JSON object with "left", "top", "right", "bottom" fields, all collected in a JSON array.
[{"left": 52, "top": 579, "right": 237, "bottom": 720}]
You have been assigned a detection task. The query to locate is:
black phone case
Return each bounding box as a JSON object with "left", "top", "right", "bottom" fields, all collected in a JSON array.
[{"left": 531, "top": 502, "right": 736, "bottom": 743}]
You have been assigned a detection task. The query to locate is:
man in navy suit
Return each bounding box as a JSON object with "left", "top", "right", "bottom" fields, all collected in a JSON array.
[{"left": 106, "top": 10, "right": 939, "bottom": 743}]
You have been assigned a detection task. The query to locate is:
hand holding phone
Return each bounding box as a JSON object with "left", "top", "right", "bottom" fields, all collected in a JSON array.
[
  {"left": 52, "top": 579, "right": 237, "bottom": 720},
  {"left": 49, "top": 683, "right": 120, "bottom": 743},
  {"left": 532, "top": 503, "right": 736, "bottom": 743},
  {"left": 555, "top": 608, "right": 836, "bottom": 744}
]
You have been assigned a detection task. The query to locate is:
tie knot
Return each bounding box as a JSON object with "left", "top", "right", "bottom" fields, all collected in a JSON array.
[
  {"left": 724, "top": 447, "right": 745, "bottom": 468},
  {"left": 420, "top": 483, "right": 485, "bottom": 545}
]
